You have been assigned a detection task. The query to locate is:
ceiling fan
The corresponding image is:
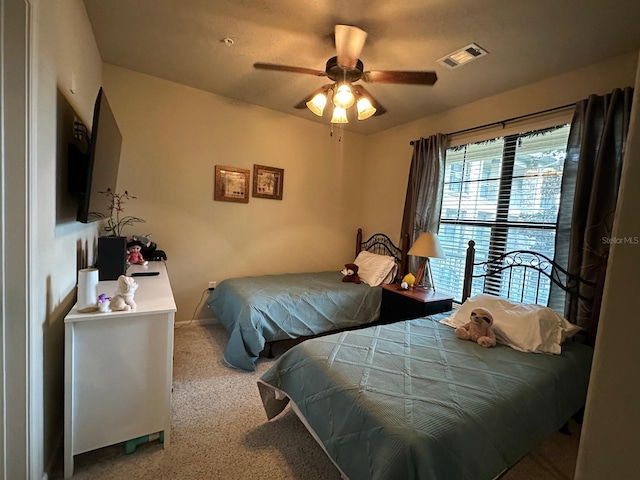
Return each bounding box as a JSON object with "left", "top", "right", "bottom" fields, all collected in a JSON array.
[{"left": 253, "top": 25, "right": 438, "bottom": 123}]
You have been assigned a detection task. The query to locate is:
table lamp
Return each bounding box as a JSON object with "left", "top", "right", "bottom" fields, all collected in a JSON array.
[{"left": 408, "top": 232, "right": 445, "bottom": 291}]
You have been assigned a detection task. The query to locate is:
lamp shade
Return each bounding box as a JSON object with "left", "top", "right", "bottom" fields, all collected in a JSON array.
[
  {"left": 306, "top": 93, "right": 327, "bottom": 116},
  {"left": 408, "top": 232, "right": 445, "bottom": 258},
  {"left": 330, "top": 106, "right": 349, "bottom": 124},
  {"left": 356, "top": 97, "right": 376, "bottom": 120}
]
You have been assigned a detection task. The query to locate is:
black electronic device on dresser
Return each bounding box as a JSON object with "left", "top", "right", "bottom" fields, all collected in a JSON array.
[
  {"left": 97, "top": 236, "right": 127, "bottom": 281},
  {"left": 149, "top": 250, "right": 167, "bottom": 261},
  {"left": 380, "top": 284, "right": 453, "bottom": 323}
]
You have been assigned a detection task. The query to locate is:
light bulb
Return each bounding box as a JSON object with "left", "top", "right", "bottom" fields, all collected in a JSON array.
[
  {"left": 306, "top": 93, "right": 327, "bottom": 116},
  {"left": 356, "top": 97, "right": 376, "bottom": 120},
  {"left": 330, "top": 106, "right": 348, "bottom": 124},
  {"left": 333, "top": 84, "right": 355, "bottom": 109}
]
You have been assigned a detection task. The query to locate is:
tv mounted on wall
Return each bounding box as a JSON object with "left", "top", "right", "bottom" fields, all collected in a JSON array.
[{"left": 67, "top": 87, "right": 122, "bottom": 223}]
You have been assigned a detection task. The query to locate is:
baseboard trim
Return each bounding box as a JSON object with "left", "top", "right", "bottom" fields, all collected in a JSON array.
[{"left": 174, "top": 317, "right": 218, "bottom": 328}]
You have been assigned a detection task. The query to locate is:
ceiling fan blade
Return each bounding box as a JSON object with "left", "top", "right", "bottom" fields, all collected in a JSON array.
[
  {"left": 294, "top": 84, "right": 333, "bottom": 109},
  {"left": 352, "top": 85, "right": 387, "bottom": 116},
  {"left": 363, "top": 70, "right": 438, "bottom": 85},
  {"left": 254, "top": 63, "right": 327, "bottom": 77},
  {"left": 335, "top": 25, "right": 367, "bottom": 69}
]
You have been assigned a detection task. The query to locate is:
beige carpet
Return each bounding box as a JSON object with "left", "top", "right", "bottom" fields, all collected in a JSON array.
[{"left": 55, "top": 323, "right": 582, "bottom": 480}]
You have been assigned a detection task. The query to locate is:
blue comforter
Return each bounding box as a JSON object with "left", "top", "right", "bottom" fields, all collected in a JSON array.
[
  {"left": 258, "top": 315, "right": 593, "bottom": 479},
  {"left": 207, "top": 271, "right": 382, "bottom": 371}
]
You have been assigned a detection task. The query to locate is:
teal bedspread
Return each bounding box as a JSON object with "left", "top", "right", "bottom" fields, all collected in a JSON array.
[
  {"left": 207, "top": 271, "right": 382, "bottom": 371},
  {"left": 258, "top": 315, "right": 593, "bottom": 480}
]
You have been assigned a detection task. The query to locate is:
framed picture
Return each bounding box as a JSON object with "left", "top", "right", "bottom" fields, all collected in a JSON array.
[
  {"left": 214, "top": 166, "right": 250, "bottom": 203},
  {"left": 252, "top": 164, "right": 284, "bottom": 200}
]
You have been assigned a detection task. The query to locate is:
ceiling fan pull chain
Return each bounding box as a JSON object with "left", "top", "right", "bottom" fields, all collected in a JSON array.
[{"left": 329, "top": 123, "right": 342, "bottom": 141}]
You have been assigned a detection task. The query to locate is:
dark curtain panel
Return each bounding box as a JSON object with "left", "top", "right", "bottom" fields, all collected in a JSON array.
[
  {"left": 549, "top": 87, "right": 633, "bottom": 333},
  {"left": 400, "top": 134, "right": 447, "bottom": 275}
]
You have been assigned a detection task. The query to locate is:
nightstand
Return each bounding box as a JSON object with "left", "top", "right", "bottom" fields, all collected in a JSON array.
[{"left": 380, "top": 284, "right": 453, "bottom": 322}]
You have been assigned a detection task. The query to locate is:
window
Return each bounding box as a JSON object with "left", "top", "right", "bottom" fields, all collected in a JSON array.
[
  {"left": 448, "top": 163, "right": 463, "bottom": 193},
  {"left": 432, "top": 124, "right": 570, "bottom": 304}
]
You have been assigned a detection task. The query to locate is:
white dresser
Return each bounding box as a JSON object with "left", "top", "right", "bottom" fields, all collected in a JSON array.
[{"left": 64, "top": 261, "right": 176, "bottom": 478}]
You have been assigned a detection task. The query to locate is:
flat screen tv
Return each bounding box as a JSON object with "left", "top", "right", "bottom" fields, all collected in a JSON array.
[{"left": 68, "top": 87, "right": 122, "bottom": 223}]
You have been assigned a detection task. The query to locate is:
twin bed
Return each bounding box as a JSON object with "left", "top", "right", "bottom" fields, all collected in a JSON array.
[
  {"left": 206, "top": 229, "right": 409, "bottom": 371},
  {"left": 256, "top": 240, "right": 600, "bottom": 480}
]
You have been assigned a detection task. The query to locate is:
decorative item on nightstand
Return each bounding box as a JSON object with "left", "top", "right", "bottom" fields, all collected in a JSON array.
[{"left": 408, "top": 232, "right": 445, "bottom": 291}]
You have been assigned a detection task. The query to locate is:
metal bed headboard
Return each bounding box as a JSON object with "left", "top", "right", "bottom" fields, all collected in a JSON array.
[
  {"left": 462, "top": 240, "right": 605, "bottom": 345},
  {"left": 462, "top": 240, "right": 598, "bottom": 302},
  {"left": 355, "top": 228, "right": 409, "bottom": 281}
]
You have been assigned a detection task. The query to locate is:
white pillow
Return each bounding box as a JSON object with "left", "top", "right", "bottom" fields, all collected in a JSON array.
[
  {"left": 441, "top": 294, "right": 581, "bottom": 354},
  {"left": 352, "top": 251, "right": 397, "bottom": 287}
]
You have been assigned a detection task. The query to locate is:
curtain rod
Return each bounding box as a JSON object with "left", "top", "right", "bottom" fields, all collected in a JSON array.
[{"left": 409, "top": 102, "right": 576, "bottom": 145}]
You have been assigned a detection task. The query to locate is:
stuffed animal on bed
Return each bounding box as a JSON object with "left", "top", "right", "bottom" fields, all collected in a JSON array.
[
  {"left": 341, "top": 263, "right": 361, "bottom": 284},
  {"left": 455, "top": 307, "right": 497, "bottom": 348}
]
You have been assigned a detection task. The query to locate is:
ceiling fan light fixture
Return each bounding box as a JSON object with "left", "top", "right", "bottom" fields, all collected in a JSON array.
[
  {"left": 306, "top": 92, "right": 327, "bottom": 116},
  {"left": 333, "top": 84, "right": 355, "bottom": 109},
  {"left": 255, "top": 24, "right": 438, "bottom": 126},
  {"left": 330, "top": 106, "right": 349, "bottom": 124},
  {"left": 356, "top": 97, "right": 376, "bottom": 120}
]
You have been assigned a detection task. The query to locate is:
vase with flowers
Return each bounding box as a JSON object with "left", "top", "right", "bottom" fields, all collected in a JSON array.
[{"left": 97, "top": 188, "right": 146, "bottom": 280}]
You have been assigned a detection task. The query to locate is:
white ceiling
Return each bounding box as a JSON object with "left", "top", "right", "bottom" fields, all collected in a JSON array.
[{"left": 83, "top": 0, "right": 640, "bottom": 135}]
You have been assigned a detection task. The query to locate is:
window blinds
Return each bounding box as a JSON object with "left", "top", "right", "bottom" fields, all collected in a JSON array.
[{"left": 432, "top": 124, "right": 571, "bottom": 303}]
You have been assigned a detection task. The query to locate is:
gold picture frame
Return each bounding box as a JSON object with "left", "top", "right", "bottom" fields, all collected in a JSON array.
[
  {"left": 252, "top": 164, "right": 284, "bottom": 200},
  {"left": 214, "top": 166, "right": 250, "bottom": 203}
]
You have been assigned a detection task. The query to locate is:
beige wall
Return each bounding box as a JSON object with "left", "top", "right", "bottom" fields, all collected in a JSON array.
[
  {"left": 358, "top": 51, "right": 639, "bottom": 241},
  {"left": 575, "top": 51, "right": 640, "bottom": 480},
  {"left": 34, "top": 0, "right": 103, "bottom": 474},
  {"left": 102, "top": 64, "right": 366, "bottom": 322}
]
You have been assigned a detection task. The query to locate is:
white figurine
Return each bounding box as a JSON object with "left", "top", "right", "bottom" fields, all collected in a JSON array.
[{"left": 109, "top": 275, "right": 138, "bottom": 311}]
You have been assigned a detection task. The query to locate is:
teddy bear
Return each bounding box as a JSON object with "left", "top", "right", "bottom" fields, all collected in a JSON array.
[
  {"left": 109, "top": 275, "right": 139, "bottom": 311},
  {"left": 455, "top": 307, "right": 496, "bottom": 348},
  {"left": 341, "top": 263, "right": 361, "bottom": 284}
]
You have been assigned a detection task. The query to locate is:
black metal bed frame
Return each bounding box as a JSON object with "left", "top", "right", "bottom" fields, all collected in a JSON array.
[
  {"left": 355, "top": 228, "right": 409, "bottom": 282},
  {"left": 462, "top": 239, "right": 605, "bottom": 346},
  {"left": 462, "top": 240, "right": 596, "bottom": 302}
]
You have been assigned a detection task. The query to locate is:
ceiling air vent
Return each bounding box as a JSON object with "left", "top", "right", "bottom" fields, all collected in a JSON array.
[{"left": 438, "top": 43, "right": 488, "bottom": 69}]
